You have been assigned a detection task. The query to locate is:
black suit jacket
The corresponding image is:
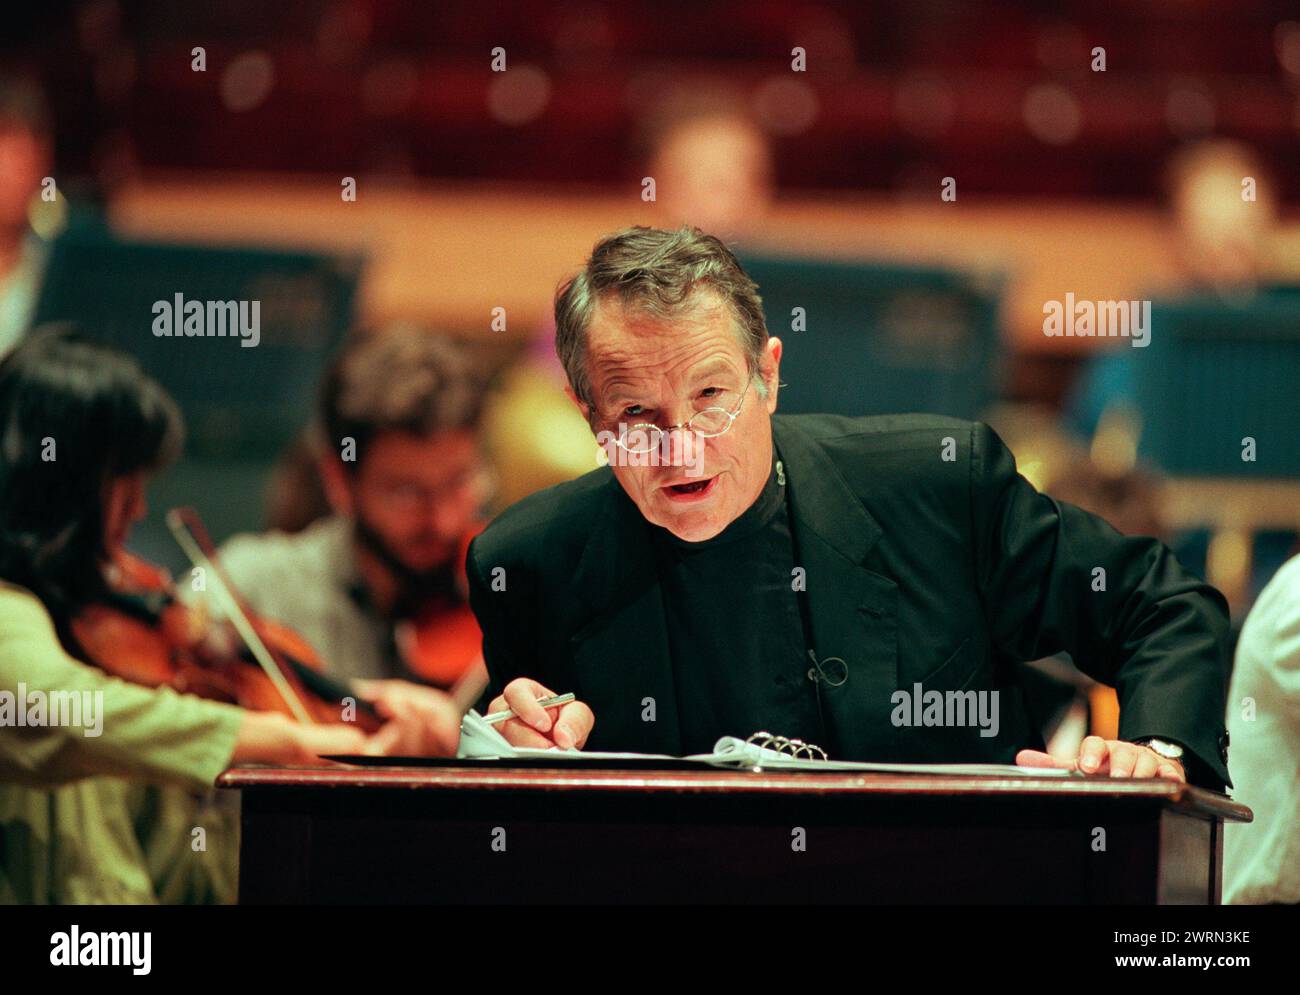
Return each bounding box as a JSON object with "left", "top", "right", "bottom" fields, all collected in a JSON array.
[{"left": 467, "top": 414, "right": 1232, "bottom": 787}]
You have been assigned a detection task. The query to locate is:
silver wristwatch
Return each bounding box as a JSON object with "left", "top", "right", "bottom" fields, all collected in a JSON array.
[{"left": 1134, "top": 737, "right": 1185, "bottom": 762}]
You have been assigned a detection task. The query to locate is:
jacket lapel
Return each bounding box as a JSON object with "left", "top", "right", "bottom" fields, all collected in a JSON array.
[{"left": 774, "top": 418, "right": 900, "bottom": 758}]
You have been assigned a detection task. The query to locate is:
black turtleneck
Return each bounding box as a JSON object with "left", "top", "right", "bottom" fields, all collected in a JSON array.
[{"left": 649, "top": 441, "right": 824, "bottom": 755}]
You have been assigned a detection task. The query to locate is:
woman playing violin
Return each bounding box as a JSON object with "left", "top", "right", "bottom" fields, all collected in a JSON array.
[{"left": 0, "top": 327, "right": 461, "bottom": 903}]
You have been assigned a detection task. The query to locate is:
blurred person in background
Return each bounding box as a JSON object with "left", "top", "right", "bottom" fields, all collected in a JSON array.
[
  {"left": 0, "top": 74, "right": 53, "bottom": 355},
  {"left": 641, "top": 90, "right": 775, "bottom": 243},
  {"left": 1068, "top": 137, "right": 1286, "bottom": 440},
  {"left": 1224, "top": 552, "right": 1300, "bottom": 904},
  {"left": 218, "top": 327, "right": 490, "bottom": 692},
  {"left": 1168, "top": 138, "right": 1283, "bottom": 294},
  {"left": 0, "top": 328, "right": 458, "bottom": 903},
  {"left": 1064, "top": 138, "right": 1297, "bottom": 605},
  {"left": 480, "top": 335, "right": 597, "bottom": 512}
]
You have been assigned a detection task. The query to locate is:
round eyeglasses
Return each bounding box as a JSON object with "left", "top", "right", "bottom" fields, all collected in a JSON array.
[{"left": 609, "top": 377, "right": 754, "bottom": 454}]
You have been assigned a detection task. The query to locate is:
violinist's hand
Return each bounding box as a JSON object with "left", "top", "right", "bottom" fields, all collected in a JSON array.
[
  {"left": 1015, "top": 735, "right": 1185, "bottom": 781},
  {"left": 234, "top": 712, "right": 372, "bottom": 766},
  {"left": 291, "top": 721, "right": 372, "bottom": 764},
  {"left": 354, "top": 679, "right": 461, "bottom": 757},
  {"left": 488, "top": 677, "right": 594, "bottom": 750}
]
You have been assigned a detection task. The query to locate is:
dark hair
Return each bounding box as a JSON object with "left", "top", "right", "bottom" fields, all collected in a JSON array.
[
  {"left": 319, "top": 326, "right": 485, "bottom": 472},
  {"left": 553, "top": 225, "right": 768, "bottom": 406},
  {"left": 0, "top": 326, "right": 183, "bottom": 619}
]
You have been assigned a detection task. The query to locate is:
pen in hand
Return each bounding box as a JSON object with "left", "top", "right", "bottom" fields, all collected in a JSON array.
[{"left": 481, "top": 692, "right": 576, "bottom": 726}]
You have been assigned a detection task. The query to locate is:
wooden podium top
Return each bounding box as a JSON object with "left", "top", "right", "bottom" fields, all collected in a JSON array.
[{"left": 217, "top": 764, "right": 1252, "bottom": 823}]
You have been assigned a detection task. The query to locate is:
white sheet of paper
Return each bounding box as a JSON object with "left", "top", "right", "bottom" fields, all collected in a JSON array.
[{"left": 457, "top": 716, "right": 1072, "bottom": 776}]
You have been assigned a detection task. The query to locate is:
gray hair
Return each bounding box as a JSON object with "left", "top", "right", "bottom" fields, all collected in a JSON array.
[{"left": 554, "top": 225, "right": 768, "bottom": 407}]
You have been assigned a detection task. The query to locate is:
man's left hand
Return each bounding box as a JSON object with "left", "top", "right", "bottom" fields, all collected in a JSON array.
[{"left": 1015, "top": 735, "right": 1185, "bottom": 781}]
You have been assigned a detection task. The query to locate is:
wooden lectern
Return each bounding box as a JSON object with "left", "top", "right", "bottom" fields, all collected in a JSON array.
[{"left": 217, "top": 766, "right": 1251, "bottom": 904}]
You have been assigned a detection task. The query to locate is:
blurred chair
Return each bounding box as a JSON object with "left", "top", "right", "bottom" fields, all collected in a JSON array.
[
  {"left": 1130, "top": 293, "right": 1300, "bottom": 609},
  {"left": 740, "top": 254, "right": 1003, "bottom": 420},
  {"left": 1135, "top": 293, "right": 1300, "bottom": 477}
]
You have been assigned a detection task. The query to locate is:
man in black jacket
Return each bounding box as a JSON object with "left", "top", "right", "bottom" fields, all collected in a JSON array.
[{"left": 467, "top": 225, "right": 1232, "bottom": 789}]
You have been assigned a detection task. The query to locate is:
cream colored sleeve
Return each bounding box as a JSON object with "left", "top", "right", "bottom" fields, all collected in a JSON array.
[{"left": 0, "top": 585, "right": 243, "bottom": 791}]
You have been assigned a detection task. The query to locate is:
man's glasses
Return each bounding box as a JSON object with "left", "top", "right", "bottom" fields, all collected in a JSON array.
[{"left": 605, "top": 376, "right": 755, "bottom": 454}]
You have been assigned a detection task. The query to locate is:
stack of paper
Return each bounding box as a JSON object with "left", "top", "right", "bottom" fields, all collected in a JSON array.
[{"left": 456, "top": 710, "right": 1073, "bottom": 776}]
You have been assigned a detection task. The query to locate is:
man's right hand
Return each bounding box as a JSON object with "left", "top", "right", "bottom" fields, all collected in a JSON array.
[{"left": 488, "top": 677, "right": 595, "bottom": 750}]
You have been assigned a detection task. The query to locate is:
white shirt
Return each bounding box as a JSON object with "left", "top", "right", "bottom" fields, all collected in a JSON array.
[
  {"left": 216, "top": 516, "right": 398, "bottom": 684},
  {"left": 1223, "top": 553, "right": 1300, "bottom": 904}
]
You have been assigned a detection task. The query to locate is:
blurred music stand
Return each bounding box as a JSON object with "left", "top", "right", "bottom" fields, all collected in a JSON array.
[
  {"left": 739, "top": 253, "right": 1004, "bottom": 420},
  {"left": 1135, "top": 292, "right": 1300, "bottom": 608},
  {"left": 33, "top": 228, "right": 363, "bottom": 566}
]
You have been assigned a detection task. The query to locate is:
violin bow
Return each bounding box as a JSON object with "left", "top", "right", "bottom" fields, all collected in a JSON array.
[{"left": 165, "top": 507, "right": 315, "bottom": 725}]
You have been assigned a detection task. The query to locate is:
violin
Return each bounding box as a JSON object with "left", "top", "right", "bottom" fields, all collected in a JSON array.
[
  {"left": 392, "top": 525, "right": 485, "bottom": 689},
  {"left": 70, "top": 509, "right": 383, "bottom": 732}
]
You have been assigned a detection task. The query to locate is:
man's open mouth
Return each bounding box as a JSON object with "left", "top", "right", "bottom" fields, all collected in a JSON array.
[{"left": 662, "top": 475, "right": 719, "bottom": 500}]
